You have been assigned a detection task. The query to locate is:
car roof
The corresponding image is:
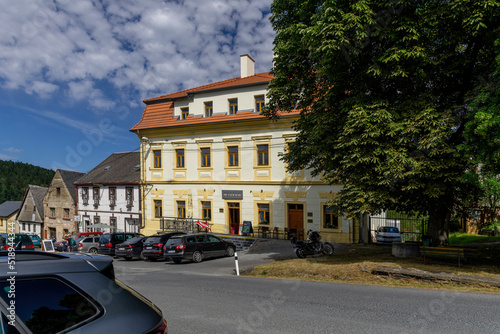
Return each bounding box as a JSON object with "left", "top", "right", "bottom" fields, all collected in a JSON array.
[{"left": 0, "top": 251, "right": 113, "bottom": 276}]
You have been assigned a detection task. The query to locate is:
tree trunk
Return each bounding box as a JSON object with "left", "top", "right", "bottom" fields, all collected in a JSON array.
[{"left": 427, "top": 209, "right": 450, "bottom": 246}]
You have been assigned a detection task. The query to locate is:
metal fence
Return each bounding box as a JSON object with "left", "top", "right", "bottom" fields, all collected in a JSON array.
[
  {"left": 369, "top": 213, "right": 428, "bottom": 243},
  {"left": 159, "top": 217, "right": 212, "bottom": 233}
]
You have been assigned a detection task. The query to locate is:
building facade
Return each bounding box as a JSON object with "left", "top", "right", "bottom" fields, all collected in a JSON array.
[
  {"left": 43, "top": 170, "right": 85, "bottom": 240},
  {"left": 17, "top": 185, "right": 47, "bottom": 236},
  {"left": 131, "top": 55, "right": 359, "bottom": 243},
  {"left": 0, "top": 201, "right": 22, "bottom": 234},
  {"left": 75, "top": 152, "right": 141, "bottom": 233}
]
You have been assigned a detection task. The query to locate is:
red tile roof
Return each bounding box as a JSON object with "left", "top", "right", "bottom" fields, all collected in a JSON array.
[
  {"left": 131, "top": 72, "right": 299, "bottom": 132},
  {"left": 143, "top": 72, "right": 274, "bottom": 103}
]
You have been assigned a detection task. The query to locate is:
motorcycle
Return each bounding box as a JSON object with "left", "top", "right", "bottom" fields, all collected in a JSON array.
[{"left": 290, "top": 230, "right": 334, "bottom": 258}]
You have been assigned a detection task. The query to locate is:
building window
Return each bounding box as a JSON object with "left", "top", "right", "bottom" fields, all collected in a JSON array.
[
  {"left": 176, "top": 149, "right": 185, "bottom": 168},
  {"left": 63, "top": 208, "right": 70, "bottom": 219},
  {"left": 201, "top": 201, "right": 212, "bottom": 220},
  {"left": 50, "top": 208, "right": 56, "bottom": 218},
  {"left": 93, "top": 187, "right": 100, "bottom": 207},
  {"left": 181, "top": 107, "right": 189, "bottom": 120},
  {"left": 94, "top": 216, "right": 100, "bottom": 227},
  {"left": 56, "top": 187, "right": 61, "bottom": 196},
  {"left": 201, "top": 148, "right": 211, "bottom": 167},
  {"left": 109, "top": 187, "right": 116, "bottom": 207},
  {"left": 229, "top": 98, "right": 238, "bottom": 115},
  {"left": 126, "top": 187, "right": 134, "bottom": 207},
  {"left": 177, "top": 201, "right": 186, "bottom": 218},
  {"left": 323, "top": 206, "right": 339, "bottom": 229},
  {"left": 204, "top": 102, "right": 213, "bottom": 117},
  {"left": 110, "top": 217, "right": 117, "bottom": 231},
  {"left": 153, "top": 150, "right": 162, "bottom": 168},
  {"left": 255, "top": 95, "right": 265, "bottom": 112},
  {"left": 258, "top": 204, "right": 270, "bottom": 224},
  {"left": 154, "top": 200, "right": 163, "bottom": 218},
  {"left": 82, "top": 187, "right": 89, "bottom": 205},
  {"left": 257, "top": 144, "right": 269, "bottom": 166},
  {"left": 228, "top": 146, "right": 239, "bottom": 166}
]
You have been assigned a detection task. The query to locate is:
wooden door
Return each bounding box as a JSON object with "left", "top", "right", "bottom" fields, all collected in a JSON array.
[
  {"left": 288, "top": 204, "right": 304, "bottom": 239},
  {"left": 228, "top": 202, "right": 240, "bottom": 235}
]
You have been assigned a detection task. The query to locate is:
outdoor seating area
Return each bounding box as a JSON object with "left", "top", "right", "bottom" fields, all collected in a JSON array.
[
  {"left": 160, "top": 218, "right": 212, "bottom": 233},
  {"left": 256, "top": 226, "right": 304, "bottom": 240}
]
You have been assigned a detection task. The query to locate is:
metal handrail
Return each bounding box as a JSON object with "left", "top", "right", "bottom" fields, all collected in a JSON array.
[{"left": 159, "top": 217, "right": 212, "bottom": 233}]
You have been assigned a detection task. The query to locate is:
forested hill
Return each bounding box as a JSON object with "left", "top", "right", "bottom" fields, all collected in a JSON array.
[{"left": 0, "top": 160, "right": 55, "bottom": 203}]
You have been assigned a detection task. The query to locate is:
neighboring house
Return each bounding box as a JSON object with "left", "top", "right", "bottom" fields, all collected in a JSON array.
[
  {"left": 74, "top": 151, "right": 141, "bottom": 233},
  {"left": 16, "top": 185, "right": 47, "bottom": 236},
  {"left": 131, "top": 54, "right": 359, "bottom": 243},
  {"left": 43, "top": 170, "right": 85, "bottom": 240},
  {"left": 0, "top": 201, "right": 22, "bottom": 233}
]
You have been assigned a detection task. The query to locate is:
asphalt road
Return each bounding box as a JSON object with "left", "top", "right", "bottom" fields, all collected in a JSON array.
[{"left": 113, "top": 249, "right": 500, "bottom": 334}]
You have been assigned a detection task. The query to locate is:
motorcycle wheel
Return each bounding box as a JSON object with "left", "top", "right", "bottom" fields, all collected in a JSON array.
[
  {"left": 322, "top": 242, "right": 334, "bottom": 256},
  {"left": 295, "top": 248, "right": 307, "bottom": 259}
]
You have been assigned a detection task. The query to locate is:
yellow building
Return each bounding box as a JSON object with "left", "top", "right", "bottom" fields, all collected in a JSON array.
[
  {"left": 131, "top": 55, "right": 359, "bottom": 243},
  {"left": 0, "top": 201, "right": 22, "bottom": 233}
]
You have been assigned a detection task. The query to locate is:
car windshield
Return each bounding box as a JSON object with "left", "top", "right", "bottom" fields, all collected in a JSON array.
[
  {"left": 124, "top": 237, "right": 144, "bottom": 244},
  {"left": 99, "top": 234, "right": 111, "bottom": 243},
  {"left": 145, "top": 237, "right": 161, "bottom": 243},
  {"left": 165, "top": 238, "right": 183, "bottom": 247},
  {"left": 380, "top": 227, "right": 399, "bottom": 233}
]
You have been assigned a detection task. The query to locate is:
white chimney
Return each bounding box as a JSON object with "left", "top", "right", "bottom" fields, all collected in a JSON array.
[{"left": 240, "top": 54, "right": 255, "bottom": 78}]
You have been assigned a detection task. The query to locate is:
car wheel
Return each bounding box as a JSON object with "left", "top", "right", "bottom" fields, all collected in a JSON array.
[
  {"left": 89, "top": 248, "right": 98, "bottom": 254},
  {"left": 322, "top": 243, "right": 334, "bottom": 256},
  {"left": 173, "top": 258, "right": 182, "bottom": 264},
  {"left": 192, "top": 251, "right": 203, "bottom": 263},
  {"left": 295, "top": 248, "right": 306, "bottom": 259},
  {"left": 225, "top": 246, "right": 235, "bottom": 257}
]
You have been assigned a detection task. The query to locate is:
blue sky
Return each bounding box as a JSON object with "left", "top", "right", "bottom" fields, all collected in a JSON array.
[{"left": 0, "top": 0, "right": 275, "bottom": 172}]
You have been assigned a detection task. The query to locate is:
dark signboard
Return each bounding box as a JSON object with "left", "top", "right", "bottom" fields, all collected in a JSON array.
[
  {"left": 222, "top": 190, "right": 243, "bottom": 200},
  {"left": 242, "top": 221, "right": 253, "bottom": 234}
]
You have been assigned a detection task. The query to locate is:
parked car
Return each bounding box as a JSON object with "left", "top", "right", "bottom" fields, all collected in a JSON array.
[
  {"left": 27, "top": 234, "right": 41, "bottom": 247},
  {"left": 0, "top": 233, "right": 35, "bottom": 250},
  {"left": 98, "top": 232, "right": 144, "bottom": 256},
  {"left": 71, "top": 231, "right": 103, "bottom": 241},
  {"left": 0, "top": 250, "right": 167, "bottom": 333},
  {"left": 115, "top": 236, "right": 147, "bottom": 260},
  {"left": 142, "top": 232, "right": 186, "bottom": 261},
  {"left": 75, "top": 236, "right": 101, "bottom": 254},
  {"left": 164, "top": 233, "right": 236, "bottom": 263},
  {"left": 376, "top": 226, "right": 402, "bottom": 244}
]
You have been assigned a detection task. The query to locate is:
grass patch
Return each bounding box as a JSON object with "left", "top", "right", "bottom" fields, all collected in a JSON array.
[
  {"left": 246, "top": 244, "right": 500, "bottom": 293},
  {"left": 449, "top": 232, "right": 500, "bottom": 244}
]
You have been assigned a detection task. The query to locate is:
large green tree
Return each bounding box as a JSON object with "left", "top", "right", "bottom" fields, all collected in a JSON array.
[{"left": 266, "top": 0, "right": 500, "bottom": 245}]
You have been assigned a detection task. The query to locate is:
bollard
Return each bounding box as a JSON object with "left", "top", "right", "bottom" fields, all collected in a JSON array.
[{"left": 235, "top": 252, "right": 240, "bottom": 276}]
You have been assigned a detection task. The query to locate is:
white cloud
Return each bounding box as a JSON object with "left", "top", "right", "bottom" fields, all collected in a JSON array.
[
  {"left": 0, "top": 153, "right": 17, "bottom": 160},
  {"left": 0, "top": 0, "right": 275, "bottom": 107},
  {"left": 4, "top": 147, "right": 23, "bottom": 153}
]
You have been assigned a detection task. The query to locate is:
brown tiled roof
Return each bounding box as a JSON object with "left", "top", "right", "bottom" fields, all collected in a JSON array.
[
  {"left": 143, "top": 72, "right": 274, "bottom": 103},
  {"left": 131, "top": 72, "right": 299, "bottom": 131}
]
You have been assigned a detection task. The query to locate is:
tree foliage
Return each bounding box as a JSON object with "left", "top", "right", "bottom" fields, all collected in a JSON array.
[
  {"left": 0, "top": 160, "right": 54, "bottom": 203},
  {"left": 266, "top": 0, "right": 500, "bottom": 244}
]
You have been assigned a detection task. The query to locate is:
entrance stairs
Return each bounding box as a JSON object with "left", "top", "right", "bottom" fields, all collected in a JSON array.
[{"left": 218, "top": 235, "right": 256, "bottom": 251}]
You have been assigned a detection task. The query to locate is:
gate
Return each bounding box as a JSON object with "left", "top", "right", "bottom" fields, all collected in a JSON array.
[{"left": 369, "top": 212, "right": 428, "bottom": 243}]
